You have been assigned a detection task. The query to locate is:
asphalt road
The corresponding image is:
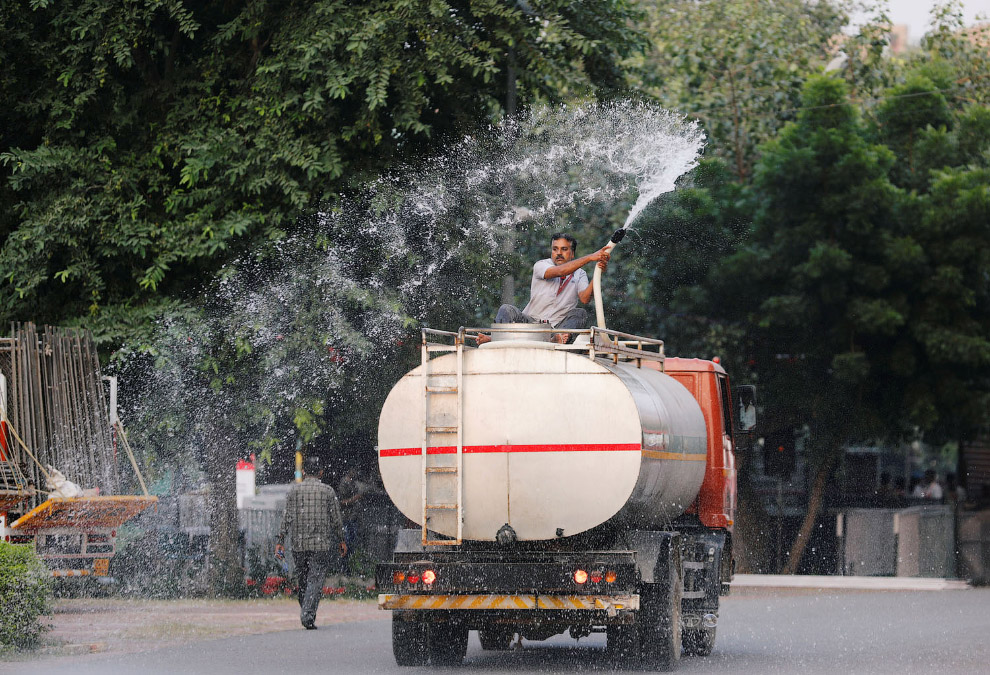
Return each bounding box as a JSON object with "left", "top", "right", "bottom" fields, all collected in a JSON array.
[{"left": 7, "top": 588, "right": 990, "bottom": 674}]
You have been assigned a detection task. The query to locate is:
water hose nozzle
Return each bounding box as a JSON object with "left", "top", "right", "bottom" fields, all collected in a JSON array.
[{"left": 610, "top": 228, "right": 626, "bottom": 244}]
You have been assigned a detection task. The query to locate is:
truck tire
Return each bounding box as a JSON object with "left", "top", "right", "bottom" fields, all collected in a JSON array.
[
  {"left": 429, "top": 620, "right": 469, "bottom": 666},
  {"left": 682, "top": 627, "right": 716, "bottom": 657},
  {"left": 639, "top": 553, "right": 682, "bottom": 671},
  {"left": 478, "top": 626, "right": 513, "bottom": 651},
  {"left": 392, "top": 615, "right": 428, "bottom": 666}
]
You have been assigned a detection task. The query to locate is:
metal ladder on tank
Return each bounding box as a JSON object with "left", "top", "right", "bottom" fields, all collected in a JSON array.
[{"left": 420, "top": 329, "right": 464, "bottom": 546}]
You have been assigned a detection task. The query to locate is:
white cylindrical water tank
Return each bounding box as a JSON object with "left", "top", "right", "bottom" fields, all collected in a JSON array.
[{"left": 378, "top": 343, "right": 707, "bottom": 542}]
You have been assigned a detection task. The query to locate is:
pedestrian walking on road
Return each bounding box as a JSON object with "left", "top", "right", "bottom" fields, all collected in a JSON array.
[{"left": 275, "top": 455, "right": 348, "bottom": 630}]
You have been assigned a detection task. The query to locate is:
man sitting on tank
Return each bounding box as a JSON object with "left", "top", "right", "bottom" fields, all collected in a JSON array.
[{"left": 477, "top": 232, "right": 609, "bottom": 345}]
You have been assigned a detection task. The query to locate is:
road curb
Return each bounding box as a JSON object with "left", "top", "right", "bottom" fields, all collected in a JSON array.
[{"left": 731, "top": 573, "right": 970, "bottom": 591}]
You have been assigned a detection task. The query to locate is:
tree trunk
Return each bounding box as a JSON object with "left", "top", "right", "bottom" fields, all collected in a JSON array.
[
  {"left": 500, "top": 46, "right": 517, "bottom": 307},
  {"left": 782, "top": 447, "right": 841, "bottom": 575},
  {"left": 208, "top": 466, "right": 243, "bottom": 596},
  {"left": 733, "top": 437, "right": 775, "bottom": 573}
]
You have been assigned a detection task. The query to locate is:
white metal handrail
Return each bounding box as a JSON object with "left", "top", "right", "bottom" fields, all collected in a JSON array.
[{"left": 456, "top": 325, "right": 665, "bottom": 367}]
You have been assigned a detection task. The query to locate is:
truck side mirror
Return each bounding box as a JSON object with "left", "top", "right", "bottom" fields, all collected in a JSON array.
[{"left": 735, "top": 385, "right": 757, "bottom": 433}]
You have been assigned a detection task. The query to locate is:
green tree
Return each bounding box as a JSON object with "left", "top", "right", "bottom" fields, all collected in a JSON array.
[
  {"left": 1, "top": 0, "right": 647, "bottom": 595},
  {"left": 696, "top": 72, "right": 990, "bottom": 573},
  {"left": 870, "top": 59, "right": 990, "bottom": 440},
  {"left": 632, "top": 0, "right": 850, "bottom": 182},
  {"left": 917, "top": 1, "right": 990, "bottom": 107},
  {"left": 0, "top": 0, "right": 644, "bottom": 347},
  {"left": 0, "top": 542, "right": 51, "bottom": 651},
  {"left": 704, "top": 75, "right": 908, "bottom": 572}
]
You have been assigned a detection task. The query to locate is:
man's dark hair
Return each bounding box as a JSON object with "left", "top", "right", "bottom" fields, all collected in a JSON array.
[
  {"left": 303, "top": 455, "right": 322, "bottom": 476},
  {"left": 550, "top": 232, "right": 577, "bottom": 253}
]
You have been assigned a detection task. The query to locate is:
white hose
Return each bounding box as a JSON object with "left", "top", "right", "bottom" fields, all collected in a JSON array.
[{"left": 593, "top": 229, "right": 626, "bottom": 329}]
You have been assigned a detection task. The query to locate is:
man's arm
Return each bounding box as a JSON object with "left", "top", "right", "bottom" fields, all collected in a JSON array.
[
  {"left": 575, "top": 253, "right": 609, "bottom": 304},
  {"left": 543, "top": 247, "right": 610, "bottom": 280},
  {"left": 578, "top": 272, "right": 596, "bottom": 304}
]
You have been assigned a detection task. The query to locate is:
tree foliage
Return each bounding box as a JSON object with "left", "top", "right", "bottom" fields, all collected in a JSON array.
[
  {"left": 0, "top": 0, "right": 644, "bottom": 345},
  {"left": 632, "top": 0, "right": 850, "bottom": 182},
  {"left": 681, "top": 68, "right": 990, "bottom": 571},
  {"left": 0, "top": 542, "right": 51, "bottom": 652}
]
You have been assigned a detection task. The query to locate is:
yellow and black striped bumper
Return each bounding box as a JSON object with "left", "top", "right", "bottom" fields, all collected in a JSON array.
[{"left": 379, "top": 593, "right": 639, "bottom": 614}]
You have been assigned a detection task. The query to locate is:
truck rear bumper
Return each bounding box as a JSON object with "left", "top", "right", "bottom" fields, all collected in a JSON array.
[
  {"left": 379, "top": 593, "right": 639, "bottom": 616},
  {"left": 376, "top": 553, "right": 638, "bottom": 595}
]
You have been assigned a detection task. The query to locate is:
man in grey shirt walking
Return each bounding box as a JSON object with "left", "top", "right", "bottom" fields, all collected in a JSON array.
[
  {"left": 275, "top": 455, "right": 347, "bottom": 630},
  {"left": 481, "top": 232, "right": 609, "bottom": 344}
]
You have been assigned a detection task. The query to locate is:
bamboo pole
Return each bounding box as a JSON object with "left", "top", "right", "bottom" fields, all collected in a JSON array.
[
  {"left": 86, "top": 331, "right": 118, "bottom": 493},
  {"left": 29, "top": 325, "right": 46, "bottom": 466},
  {"left": 16, "top": 325, "right": 39, "bottom": 490},
  {"left": 48, "top": 328, "right": 69, "bottom": 480},
  {"left": 114, "top": 421, "right": 149, "bottom": 497},
  {"left": 40, "top": 327, "right": 60, "bottom": 477},
  {"left": 74, "top": 332, "right": 99, "bottom": 484},
  {"left": 0, "top": 406, "right": 54, "bottom": 487}
]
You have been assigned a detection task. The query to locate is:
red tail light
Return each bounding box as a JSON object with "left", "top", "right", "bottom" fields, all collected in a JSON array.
[
  {"left": 407, "top": 573, "right": 421, "bottom": 584},
  {"left": 590, "top": 571, "right": 603, "bottom": 583},
  {"left": 573, "top": 569, "right": 588, "bottom": 584},
  {"left": 422, "top": 570, "right": 436, "bottom": 585}
]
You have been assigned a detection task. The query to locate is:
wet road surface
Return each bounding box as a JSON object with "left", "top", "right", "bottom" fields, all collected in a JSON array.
[{"left": 4, "top": 588, "right": 988, "bottom": 674}]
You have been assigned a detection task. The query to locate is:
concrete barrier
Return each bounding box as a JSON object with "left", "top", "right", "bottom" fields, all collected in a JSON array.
[{"left": 895, "top": 505, "right": 955, "bottom": 578}]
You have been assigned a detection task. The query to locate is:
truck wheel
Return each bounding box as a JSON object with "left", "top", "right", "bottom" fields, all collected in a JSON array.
[
  {"left": 682, "top": 627, "right": 716, "bottom": 657},
  {"left": 606, "top": 624, "right": 638, "bottom": 665},
  {"left": 478, "top": 626, "right": 513, "bottom": 651},
  {"left": 392, "top": 615, "right": 428, "bottom": 666},
  {"left": 639, "top": 559, "right": 682, "bottom": 671},
  {"left": 429, "top": 620, "right": 469, "bottom": 666}
]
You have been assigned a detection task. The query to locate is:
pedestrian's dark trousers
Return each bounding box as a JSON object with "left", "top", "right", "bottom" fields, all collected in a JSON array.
[{"left": 294, "top": 550, "right": 333, "bottom": 625}]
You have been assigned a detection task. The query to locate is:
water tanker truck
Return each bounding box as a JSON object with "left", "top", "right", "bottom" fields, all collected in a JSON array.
[{"left": 375, "top": 322, "right": 746, "bottom": 670}]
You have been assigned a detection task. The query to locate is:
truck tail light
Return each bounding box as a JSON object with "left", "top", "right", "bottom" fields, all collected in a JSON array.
[
  {"left": 407, "top": 573, "right": 421, "bottom": 584},
  {"left": 392, "top": 571, "right": 406, "bottom": 584},
  {"left": 605, "top": 570, "right": 617, "bottom": 583},
  {"left": 590, "top": 571, "right": 603, "bottom": 583},
  {"left": 573, "top": 569, "right": 588, "bottom": 584},
  {"left": 422, "top": 569, "right": 436, "bottom": 585}
]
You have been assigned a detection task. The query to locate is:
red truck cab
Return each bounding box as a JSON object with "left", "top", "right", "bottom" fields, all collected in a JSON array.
[{"left": 649, "top": 357, "right": 737, "bottom": 531}]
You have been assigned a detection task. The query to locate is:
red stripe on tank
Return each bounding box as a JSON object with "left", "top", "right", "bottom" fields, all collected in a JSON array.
[{"left": 379, "top": 443, "right": 640, "bottom": 457}]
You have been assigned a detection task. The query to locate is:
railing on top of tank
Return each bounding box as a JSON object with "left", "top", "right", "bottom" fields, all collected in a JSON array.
[
  {"left": 421, "top": 326, "right": 665, "bottom": 368},
  {"left": 589, "top": 327, "right": 665, "bottom": 367}
]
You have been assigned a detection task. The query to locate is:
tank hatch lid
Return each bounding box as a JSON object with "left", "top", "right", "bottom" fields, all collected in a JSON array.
[{"left": 11, "top": 496, "right": 158, "bottom": 531}]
